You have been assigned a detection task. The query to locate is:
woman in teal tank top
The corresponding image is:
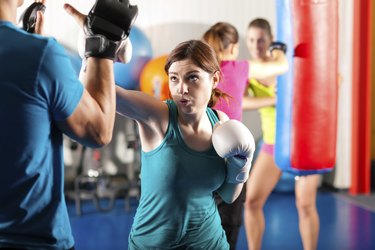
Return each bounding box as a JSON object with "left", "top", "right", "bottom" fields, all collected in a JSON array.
[{"left": 116, "top": 40, "right": 248, "bottom": 249}]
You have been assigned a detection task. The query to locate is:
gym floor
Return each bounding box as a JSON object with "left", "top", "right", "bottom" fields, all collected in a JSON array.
[{"left": 67, "top": 188, "right": 375, "bottom": 250}]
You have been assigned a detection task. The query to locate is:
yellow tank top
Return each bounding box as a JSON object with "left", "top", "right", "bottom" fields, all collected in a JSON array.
[{"left": 247, "top": 79, "right": 276, "bottom": 144}]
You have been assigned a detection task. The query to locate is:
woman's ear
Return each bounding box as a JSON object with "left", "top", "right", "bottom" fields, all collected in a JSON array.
[
  {"left": 212, "top": 71, "right": 221, "bottom": 88},
  {"left": 231, "top": 43, "right": 240, "bottom": 59}
]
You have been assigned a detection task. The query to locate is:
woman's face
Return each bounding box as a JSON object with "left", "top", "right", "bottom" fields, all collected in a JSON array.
[
  {"left": 246, "top": 26, "right": 272, "bottom": 60},
  {"left": 168, "top": 59, "right": 218, "bottom": 115}
]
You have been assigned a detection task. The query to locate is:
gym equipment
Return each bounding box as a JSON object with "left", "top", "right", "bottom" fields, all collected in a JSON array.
[
  {"left": 19, "top": 2, "right": 46, "bottom": 33},
  {"left": 84, "top": 0, "right": 138, "bottom": 60},
  {"left": 273, "top": 172, "right": 295, "bottom": 193},
  {"left": 274, "top": 0, "right": 294, "bottom": 173},
  {"left": 274, "top": 0, "right": 339, "bottom": 175},
  {"left": 212, "top": 120, "right": 255, "bottom": 184},
  {"left": 73, "top": 118, "right": 142, "bottom": 215},
  {"left": 140, "top": 55, "right": 169, "bottom": 100},
  {"left": 114, "top": 26, "right": 153, "bottom": 90}
]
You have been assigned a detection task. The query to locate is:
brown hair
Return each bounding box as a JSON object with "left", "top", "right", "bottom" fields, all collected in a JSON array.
[
  {"left": 248, "top": 18, "right": 273, "bottom": 38},
  {"left": 164, "top": 40, "right": 230, "bottom": 107},
  {"left": 202, "top": 22, "right": 239, "bottom": 63}
]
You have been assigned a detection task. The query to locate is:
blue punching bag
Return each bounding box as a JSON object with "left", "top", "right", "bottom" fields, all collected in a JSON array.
[
  {"left": 274, "top": 0, "right": 294, "bottom": 172},
  {"left": 273, "top": 0, "right": 296, "bottom": 191}
]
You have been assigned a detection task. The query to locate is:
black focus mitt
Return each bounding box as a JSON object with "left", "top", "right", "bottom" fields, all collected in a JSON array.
[
  {"left": 84, "top": 0, "right": 138, "bottom": 60},
  {"left": 19, "top": 2, "right": 46, "bottom": 33}
]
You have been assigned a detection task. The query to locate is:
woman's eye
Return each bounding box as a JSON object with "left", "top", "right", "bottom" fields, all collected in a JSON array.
[
  {"left": 188, "top": 75, "right": 198, "bottom": 82},
  {"left": 169, "top": 76, "right": 177, "bottom": 82}
]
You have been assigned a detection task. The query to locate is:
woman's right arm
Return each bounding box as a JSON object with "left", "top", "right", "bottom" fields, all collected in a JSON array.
[
  {"left": 116, "top": 86, "right": 167, "bottom": 122},
  {"left": 248, "top": 50, "right": 288, "bottom": 79},
  {"left": 242, "top": 95, "right": 276, "bottom": 110},
  {"left": 116, "top": 86, "right": 169, "bottom": 151}
]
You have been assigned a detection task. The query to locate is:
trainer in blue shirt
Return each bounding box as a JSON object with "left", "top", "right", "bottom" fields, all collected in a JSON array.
[{"left": 0, "top": 0, "right": 137, "bottom": 249}]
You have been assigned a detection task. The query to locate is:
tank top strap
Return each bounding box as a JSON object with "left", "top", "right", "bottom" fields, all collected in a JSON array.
[
  {"left": 206, "top": 107, "right": 220, "bottom": 127},
  {"left": 165, "top": 100, "right": 179, "bottom": 132}
]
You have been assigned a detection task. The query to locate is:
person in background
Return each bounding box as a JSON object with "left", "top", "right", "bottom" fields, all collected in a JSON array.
[
  {"left": 202, "top": 22, "right": 288, "bottom": 250},
  {"left": 0, "top": 0, "right": 136, "bottom": 249},
  {"left": 243, "top": 18, "right": 320, "bottom": 250}
]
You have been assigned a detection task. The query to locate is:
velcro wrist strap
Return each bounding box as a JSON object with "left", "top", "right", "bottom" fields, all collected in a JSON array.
[
  {"left": 226, "top": 156, "right": 250, "bottom": 184},
  {"left": 269, "top": 41, "right": 287, "bottom": 54},
  {"left": 85, "top": 35, "right": 118, "bottom": 60}
]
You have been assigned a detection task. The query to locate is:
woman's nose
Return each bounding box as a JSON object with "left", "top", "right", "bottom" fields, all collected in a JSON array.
[{"left": 177, "top": 82, "right": 188, "bottom": 94}]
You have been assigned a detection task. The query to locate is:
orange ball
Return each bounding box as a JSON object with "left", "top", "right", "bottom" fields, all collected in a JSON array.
[{"left": 140, "top": 55, "right": 170, "bottom": 100}]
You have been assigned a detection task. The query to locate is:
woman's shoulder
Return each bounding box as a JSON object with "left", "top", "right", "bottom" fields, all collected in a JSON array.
[
  {"left": 221, "top": 60, "right": 248, "bottom": 67},
  {"left": 214, "top": 109, "right": 230, "bottom": 122},
  {"left": 221, "top": 60, "right": 249, "bottom": 75}
]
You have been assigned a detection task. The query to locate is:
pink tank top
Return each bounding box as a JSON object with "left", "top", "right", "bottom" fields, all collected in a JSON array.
[{"left": 214, "top": 60, "right": 249, "bottom": 121}]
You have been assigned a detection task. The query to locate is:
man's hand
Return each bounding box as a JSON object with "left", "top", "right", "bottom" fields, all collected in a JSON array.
[{"left": 63, "top": 3, "right": 86, "bottom": 28}]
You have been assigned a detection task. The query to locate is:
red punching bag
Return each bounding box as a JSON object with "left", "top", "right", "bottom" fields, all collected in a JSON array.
[{"left": 291, "top": 0, "right": 339, "bottom": 171}]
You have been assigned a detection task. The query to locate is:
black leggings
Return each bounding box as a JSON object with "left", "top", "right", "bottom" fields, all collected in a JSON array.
[{"left": 215, "top": 185, "right": 246, "bottom": 250}]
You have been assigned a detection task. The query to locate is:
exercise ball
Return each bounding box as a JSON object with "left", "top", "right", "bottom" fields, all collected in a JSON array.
[
  {"left": 140, "top": 55, "right": 170, "bottom": 100},
  {"left": 114, "top": 26, "right": 153, "bottom": 90},
  {"left": 273, "top": 172, "right": 295, "bottom": 193}
]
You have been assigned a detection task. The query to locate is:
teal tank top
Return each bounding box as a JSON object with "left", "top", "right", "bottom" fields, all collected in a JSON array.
[{"left": 129, "top": 100, "right": 229, "bottom": 250}]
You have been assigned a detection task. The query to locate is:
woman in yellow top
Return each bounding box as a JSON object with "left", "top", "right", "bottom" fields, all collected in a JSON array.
[{"left": 243, "top": 18, "right": 321, "bottom": 250}]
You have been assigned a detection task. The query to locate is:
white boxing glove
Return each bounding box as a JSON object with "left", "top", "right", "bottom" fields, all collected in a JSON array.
[
  {"left": 212, "top": 120, "right": 256, "bottom": 183},
  {"left": 77, "top": 28, "right": 132, "bottom": 63}
]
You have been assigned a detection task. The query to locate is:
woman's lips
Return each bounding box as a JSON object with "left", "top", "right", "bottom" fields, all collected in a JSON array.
[{"left": 179, "top": 98, "right": 190, "bottom": 106}]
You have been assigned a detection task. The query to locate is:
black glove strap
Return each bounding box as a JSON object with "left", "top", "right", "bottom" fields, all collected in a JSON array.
[
  {"left": 20, "top": 2, "right": 46, "bottom": 33},
  {"left": 269, "top": 42, "right": 287, "bottom": 54},
  {"left": 85, "top": 35, "right": 118, "bottom": 60},
  {"left": 87, "top": 15, "right": 125, "bottom": 41},
  {"left": 89, "top": 0, "right": 138, "bottom": 40}
]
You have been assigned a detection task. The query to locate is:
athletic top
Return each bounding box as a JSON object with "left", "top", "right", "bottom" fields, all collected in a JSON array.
[
  {"left": 247, "top": 79, "right": 276, "bottom": 144},
  {"left": 214, "top": 60, "right": 249, "bottom": 121},
  {"left": 0, "top": 21, "right": 83, "bottom": 250},
  {"left": 128, "top": 100, "right": 229, "bottom": 250}
]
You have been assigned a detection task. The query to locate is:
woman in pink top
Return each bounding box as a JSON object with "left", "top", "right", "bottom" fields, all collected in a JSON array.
[{"left": 202, "top": 22, "right": 288, "bottom": 250}]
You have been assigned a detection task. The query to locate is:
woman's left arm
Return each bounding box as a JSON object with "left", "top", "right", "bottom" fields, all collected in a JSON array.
[
  {"left": 212, "top": 112, "right": 255, "bottom": 203},
  {"left": 217, "top": 183, "right": 244, "bottom": 204}
]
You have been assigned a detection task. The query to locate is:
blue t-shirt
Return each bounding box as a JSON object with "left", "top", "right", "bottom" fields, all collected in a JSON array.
[
  {"left": 129, "top": 100, "right": 229, "bottom": 250},
  {"left": 0, "top": 21, "right": 83, "bottom": 249}
]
